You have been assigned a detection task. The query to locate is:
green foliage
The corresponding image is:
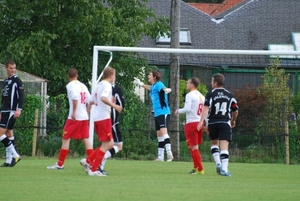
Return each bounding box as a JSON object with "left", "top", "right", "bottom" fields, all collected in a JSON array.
[
  {"left": 14, "top": 95, "right": 43, "bottom": 155},
  {"left": 37, "top": 94, "right": 68, "bottom": 157},
  {"left": 257, "top": 59, "right": 293, "bottom": 135},
  {"left": 0, "top": 0, "right": 170, "bottom": 96},
  {"left": 118, "top": 90, "right": 157, "bottom": 159}
]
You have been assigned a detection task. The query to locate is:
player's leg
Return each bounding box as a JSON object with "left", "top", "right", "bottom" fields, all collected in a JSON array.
[
  {"left": 208, "top": 124, "right": 222, "bottom": 174},
  {"left": 161, "top": 114, "right": 173, "bottom": 162},
  {"left": 155, "top": 116, "right": 165, "bottom": 161},
  {"left": 4, "top": 129, "right": 14, "bottom": 166},
  {"left": 88, "top": 119, "right": 113, "bottom": 176},
  {"left": 99, "top": 124, "right": 123, "bottom": 173},
  {"left": 219, "top": 123, "right": 232, "bottom": 176},
  {"left": 81, "top": 120, "right": 94, "bottom": 156},
  {"left": 0, "top": 112, "right": 20, "bottom": 167},
  {"left": 186, "top": 122, "right": 204, "bottom": 174},
  {"left": 47, "top": 119, "right": 75, "bottom": 169}
]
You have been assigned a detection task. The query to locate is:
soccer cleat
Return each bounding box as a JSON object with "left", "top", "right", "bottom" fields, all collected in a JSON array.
[
  {"left": 189, "top": 169, "right": 204, "bottom": 175},
  {"left": 47, "top": 163, "right": 64, "bottom": 170},
  {"left": 154, "top": 158, "right": 164, "bottom": 162},
  {"left": 98, "top": 168, "right": 108, "bottom": 176},
  {"left": 220, "top": 170, "right": 231, "bottom": 177},
  {"left": 0, "top": 163, "right": 10, "bottom": 167},
  {"left": 88, "top": 169, "right": 106, "bottom": 176},
  {"left": 166, "top": 154, "right": 173, "bottom": 162},
  {"left": 80, "top": 158, "right": 90, "bottom": 173},
  {"left": 216, "top": 163, "right": 222, "bottom": 175},
  {"left": 10, "top": 157, "right": 22, "bottom": 167}
]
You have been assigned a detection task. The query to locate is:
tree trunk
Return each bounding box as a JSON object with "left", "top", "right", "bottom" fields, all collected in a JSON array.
[{"left": 169, "top": 0, "right": 180, "bottom": 160}]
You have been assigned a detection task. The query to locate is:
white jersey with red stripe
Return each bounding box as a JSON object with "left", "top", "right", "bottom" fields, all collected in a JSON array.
[
  {"left": 66, "top": 80, "right": 91, "bottom": 120},
  {"left": 178, "top": 90, "right": 205, "bottom": 123},
  {"left": 91, "top": 80, "right": 112, "bottom": 121}
]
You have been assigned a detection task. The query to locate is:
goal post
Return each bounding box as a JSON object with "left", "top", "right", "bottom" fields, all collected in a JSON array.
[{"left": 89, "top": 45, "right": 300, "bottom": 156}]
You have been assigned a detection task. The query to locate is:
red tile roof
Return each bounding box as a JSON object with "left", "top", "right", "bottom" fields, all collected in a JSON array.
[{"left": 188, "top": 0, "right": 244, "bottom": 16}]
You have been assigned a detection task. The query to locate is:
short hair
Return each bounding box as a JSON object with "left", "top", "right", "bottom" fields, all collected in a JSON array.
[
  {"left": 189, "top": 77, "right": 200, "bottom": 88},
  {"left": 212, "top": 73, "right": 225, "bottom": 87},
  {"left": 151, "top": 70, "right": 160, "bottom": 81},
  {"left": 5, "top": 60, "right": 16, "bottom": 67},
  {"left": 68, "top": 68, "right": 78, "bottom": 79},
  {"left": 102, "top": 67, "right": 115, "bottom": 79}
]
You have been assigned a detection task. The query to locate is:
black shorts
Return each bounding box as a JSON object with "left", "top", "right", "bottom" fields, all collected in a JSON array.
[
  {"left": 208, "top": 122, "right": 232, "bottom": 141},
  {"left": 112, "top": 122, "right": 122, "bottom": 143},
  {"left": 0, "top": 111, "right": 16, "bottom": 130},
  {"left": 154, "top": 114, "right": 170, "bottom": 131}
]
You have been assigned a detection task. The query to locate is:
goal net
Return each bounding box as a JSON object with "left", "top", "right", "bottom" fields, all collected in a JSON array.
[{"left": 90, "top": 46, "right": 300, "bottom": 163}]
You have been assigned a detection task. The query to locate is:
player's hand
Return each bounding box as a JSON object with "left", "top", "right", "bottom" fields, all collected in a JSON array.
[
  {"left": 71, "top": 112, "right": 76, "bottom": 121},
  {"left": 174, "top": 110, "right": 179, "bottom": 115},
  {"left": 197, "top": 122, "right": 203, "bottom": 131},
  {"left": 164, "top": 88, "right": 172, "bottom": 94},
  {"left": 114, "top": 105, "right": 123, "bottom": 113},
  {"left": 231, "top": 120, "right": 236, "bottom": 128},
  {"left": 133, "top": 77, "right": 144, "bottom": 86},
  {"left": 14, "top": 110, "right": 21, "bottom": 118}
]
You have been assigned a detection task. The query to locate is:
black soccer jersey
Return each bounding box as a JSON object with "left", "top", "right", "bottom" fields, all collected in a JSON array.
[
  {"left": 204, "top": 88, "right": 238, "bottom": 124},
  {"left": 111, "top": 84, "right": 125, "bottom": 124},
  {"left": 1, "top": 75, "right": 25, "bottom": 112}
]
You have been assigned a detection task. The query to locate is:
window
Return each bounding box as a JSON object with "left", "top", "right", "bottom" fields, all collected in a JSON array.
[{"left": 156, "top": 28, "right": 192, "bottom": 45}]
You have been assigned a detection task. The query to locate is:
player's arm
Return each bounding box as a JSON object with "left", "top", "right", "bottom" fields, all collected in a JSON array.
[
  {"left": 72, "top": 99, "right": 78, "bottom": 120},
  {"left": 176, "top": 94, "right": 191, "bottom": 114},
  {"left": 101, "top": 96, "right": 122, "bottom": 113},
  {"left": 230, "top": 100, "right": 239, "bottom": 128},
  {"left": 197, "top": 106, "right": 209, "bottom": 131},
  {"left": 133, "top": 77, "right": 151, "bottom": 91},
  {"left": 14, "top": 78, "right": 25, "bottom": 118},
  {"left": 117, "top": 86, "right": 125, "bottom": 109}
]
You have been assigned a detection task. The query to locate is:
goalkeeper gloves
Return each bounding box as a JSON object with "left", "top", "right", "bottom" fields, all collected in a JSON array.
[
  {"left": 133, "top": 77, "right": 144, "bottom": 86},
  {"left": 164, "top": 88, "right": 172, "bottom": 94}
]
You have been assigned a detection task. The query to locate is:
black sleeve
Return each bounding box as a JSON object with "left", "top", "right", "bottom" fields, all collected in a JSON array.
[
  {"left": 116, "top": 85, "right": 125, "bottom": 108},
  {"left": 16, "top": 77, "right": 25, "bottom": 109}
]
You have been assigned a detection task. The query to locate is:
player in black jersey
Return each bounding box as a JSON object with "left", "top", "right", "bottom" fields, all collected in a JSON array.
[
  {"left": 197, "top": 73, "right": 238, "bottom": 176},
  {"left": 0, "top": 60, "right": 24, "bottom": 167},
  {"left": 98, "top": 84, "right": 125, "bottom": 175}
]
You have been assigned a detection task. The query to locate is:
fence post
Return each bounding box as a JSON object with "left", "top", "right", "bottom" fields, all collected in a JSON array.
[
  {"left": 282, "top": 98, "right": 290, "bottom": 165},
  {"left": 32, "top": 109, "right": 39, "bottom": 157}
]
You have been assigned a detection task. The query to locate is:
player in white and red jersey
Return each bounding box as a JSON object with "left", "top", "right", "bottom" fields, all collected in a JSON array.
[
  {"left": 175, "top": 77, "right": 205, "bottom": 175},
  {"left": 47, "top": 68, "right": 94, "bottom": 170},
  {"left": 82, "top": 67, "right": 122, "bottom": 176}
]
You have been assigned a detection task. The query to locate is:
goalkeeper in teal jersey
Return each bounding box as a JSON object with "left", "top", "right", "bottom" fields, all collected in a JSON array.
[{"left": 134, "top": 70, "right": 173, "bottom": 162}]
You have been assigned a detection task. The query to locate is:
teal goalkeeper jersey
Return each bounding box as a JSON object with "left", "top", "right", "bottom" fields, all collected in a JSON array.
[{"left": 150, "top": 81, "right": 170, "bottom": 117}]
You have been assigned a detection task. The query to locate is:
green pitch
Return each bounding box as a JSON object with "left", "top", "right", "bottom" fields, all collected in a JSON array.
[{"left": 1, "top": 158, "right": 299, "bottom": 201}]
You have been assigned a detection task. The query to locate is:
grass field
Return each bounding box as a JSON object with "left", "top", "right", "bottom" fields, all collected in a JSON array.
[{"left": 1, "top": 158, "right": 300, "bottom": 201}]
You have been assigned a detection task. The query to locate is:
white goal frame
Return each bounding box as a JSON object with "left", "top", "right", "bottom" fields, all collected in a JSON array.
[{"left": 89, "top": 45, "right": 300, "bottom": 145}]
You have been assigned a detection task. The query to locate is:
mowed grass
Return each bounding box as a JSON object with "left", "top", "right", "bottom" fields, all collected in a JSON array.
[{"left": 1, "top": 158, "right": 300, "bottom": 201}]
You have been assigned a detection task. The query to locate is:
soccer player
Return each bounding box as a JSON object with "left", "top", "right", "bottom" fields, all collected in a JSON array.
[
  {"left": 134, "top": 70, "right": 173, "bottom": 162},
  {"left": 47, "top": 68, "right": 93, "bottom": 169},
  {"left": 81, "top": 67, "right": 122, "bottom": 176},
  {"left": 0, "top": 60, "right": 23, "bottom": 167},
  {"left": 175, "top": 77, "right": 205, "bottom": 174},
  {"left": 98, "top": 83, "right": 125, "bottom": 175},
  {"left": 197, "top": 73, "right": 238, "bottom": 176}
]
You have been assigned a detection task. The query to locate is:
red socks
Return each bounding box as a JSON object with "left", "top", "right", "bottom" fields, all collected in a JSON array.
[
  {"left": 192, "top": 149, "right": 203, "bottom": 171},
  {"left": 91, "top": 149, "right": 105, "bottom": 172},
  {"left": 57, "top": 149, "right": 69, "bottom": 166}
]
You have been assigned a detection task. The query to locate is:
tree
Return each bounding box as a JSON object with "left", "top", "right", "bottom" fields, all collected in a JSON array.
[
  {"left": 0, "top": 0, "right": 169, "bottom": 95},
  {"left": 257, "top": 59, "right": 293, "bottom": 136}
]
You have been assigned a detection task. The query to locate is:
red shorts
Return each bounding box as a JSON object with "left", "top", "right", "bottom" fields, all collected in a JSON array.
[
  {"left": 94, "top": 118, "right": 113, "bottom": 142},
  {"left": 184, "top": 122, "right": 203, "bottom": 147},
  {"left": 63, "top": 119, "right": 89, "bottom": 139}
]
